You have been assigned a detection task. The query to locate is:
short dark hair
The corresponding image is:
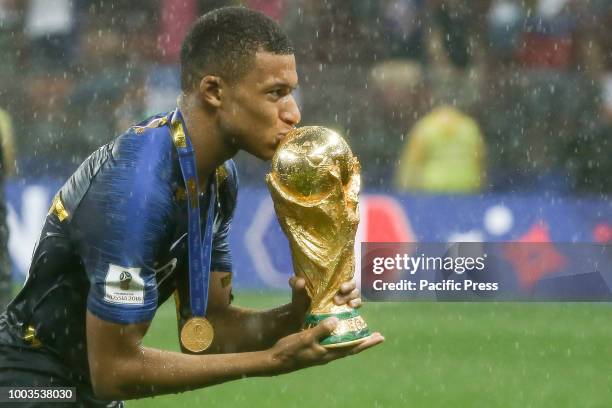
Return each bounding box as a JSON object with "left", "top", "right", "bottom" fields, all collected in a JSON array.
[{"left": 180, "top": 7, "right": 294, "bottom": 91}]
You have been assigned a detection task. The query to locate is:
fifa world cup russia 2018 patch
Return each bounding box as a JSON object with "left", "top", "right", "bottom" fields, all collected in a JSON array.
[{"left": 104, "top": 264, "right": 145, "bottom": 305}]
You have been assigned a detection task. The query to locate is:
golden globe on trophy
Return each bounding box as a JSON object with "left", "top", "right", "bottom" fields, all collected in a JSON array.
[{"left": 266, "top": 126, "right": 371, "bottom": 348}]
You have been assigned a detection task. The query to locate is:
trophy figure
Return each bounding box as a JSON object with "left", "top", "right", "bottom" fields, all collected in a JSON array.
[{"left": 266, "top": 126, "right": 371, "bottom": 347}]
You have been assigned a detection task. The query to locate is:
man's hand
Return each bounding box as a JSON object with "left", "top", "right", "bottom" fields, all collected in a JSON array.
[
  {"left": 289, "top": 277, "right": 362, "bottom": 319},
  {"left": 268, "top": 317, "right": 384, "bottom": 374}
]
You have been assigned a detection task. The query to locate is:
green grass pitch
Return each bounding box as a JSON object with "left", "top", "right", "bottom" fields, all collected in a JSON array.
[{"left": 128, "top": 293, "right": 612, "bottom": 407}]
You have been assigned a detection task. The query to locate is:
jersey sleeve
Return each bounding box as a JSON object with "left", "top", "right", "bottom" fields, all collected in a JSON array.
[
  {"left": 210, "top": 159, "right": 238, "bottom": 273},
  {"left": 70, "top": 127, "right": 176, "bottom": 324}
]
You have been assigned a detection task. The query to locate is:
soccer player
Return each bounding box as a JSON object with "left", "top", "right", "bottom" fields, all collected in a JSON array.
[{"left": 0, "top": 7, "right": 383, "bottom": 407}]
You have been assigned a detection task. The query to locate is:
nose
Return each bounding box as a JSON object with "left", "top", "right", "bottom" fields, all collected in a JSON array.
[{"left": 280, "top": 95, "right": 301, "bottom": 127}]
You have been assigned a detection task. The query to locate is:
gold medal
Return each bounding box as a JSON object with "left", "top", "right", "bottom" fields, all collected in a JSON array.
[{"left": 180, "top": 317, "right": 214, "bottom": 352}]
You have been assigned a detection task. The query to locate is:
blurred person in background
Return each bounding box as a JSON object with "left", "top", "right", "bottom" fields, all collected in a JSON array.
[
  {"left": 562, "top": 0, "right": 612, "bottom": 194},
  {"left": 486, "top": 0, "right": 524, "bottom": 68},
  {"left": 366, "top": 60, "right": 430, "bottom": 187},
  {"left": 24, "top": 0, "right": 75, "bottom": 64},
  {"left": 394, "top": 105, "right": 486, "bottom": 193},
  {"left": 378, "top": 0, "right": 428, "bottom": 62},
  {"left": 515, "top": 0, "right": 578, "bottom": 70},
  {"left": 0, "top": 108, "right": 16, "bottom": 311},
  {"left": 429, "top": 0, "right": 488, "bottom": 70},
  {"left": 284, "top": 0, "right": 378, "bottom": 64},
  {"left": 515, "top": 0, "right": 591, "bottom": 190},
  {"left": 426, "top": 0, "right": 487, "bottom": 118},
  {"left": 0, "top": 0, "right": 26, "bottom": 103},
  {"left": 22, "top": 69, "right": 76, "bottom": 175},
  {"left": 70, "top": 18, "right": 146, "bottom": 158},
  {"left": 479, "top": 0, "right": 601, "bottom": 192}
]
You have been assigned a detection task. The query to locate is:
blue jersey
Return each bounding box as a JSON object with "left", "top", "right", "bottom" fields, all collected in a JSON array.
[{"left": 0, "top": 112, "right": 238, "bottom": 396}]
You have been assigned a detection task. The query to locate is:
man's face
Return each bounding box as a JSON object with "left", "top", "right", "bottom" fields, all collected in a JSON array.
[{"left": 219, "top": 51, "right": 301, "bottom": 161}]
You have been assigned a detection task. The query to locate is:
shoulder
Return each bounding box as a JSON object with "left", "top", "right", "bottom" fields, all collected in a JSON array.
[
  {"left": 217, "top": 159, "right": 238, "bottom": 191},
  {"left": 61, "top": 114, "right": 177, "bottom": 223},
  {"left": 107, "top": 115, "right": 177, "bottom": 198},
  {"left": 112, "top": 115, "right": 174, "bottom": 168}
]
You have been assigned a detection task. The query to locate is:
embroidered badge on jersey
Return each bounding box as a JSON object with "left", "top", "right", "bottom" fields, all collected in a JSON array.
[{"left": 104, "top": 264, "right": 145, "bottom": 305}]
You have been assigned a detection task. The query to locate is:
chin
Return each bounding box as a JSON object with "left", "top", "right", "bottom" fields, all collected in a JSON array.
[
  {"left": 260, "top": 151, "right": 275, "bottom": 162},
  {"left": 256, "top": 144, "right": 278, "bottom": 161},
  {"left": 247, "top": 148, "right": 274, "bottom": 162}
]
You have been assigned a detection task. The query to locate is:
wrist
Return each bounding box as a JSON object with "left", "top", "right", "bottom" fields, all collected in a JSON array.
[{"left": 258, "top": 348, "right": 284, "bottom": 376}]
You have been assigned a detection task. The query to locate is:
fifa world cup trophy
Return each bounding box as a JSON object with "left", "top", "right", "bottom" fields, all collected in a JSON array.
[{"left": 266, "top": 126, "right": 371, "bottom": 347}]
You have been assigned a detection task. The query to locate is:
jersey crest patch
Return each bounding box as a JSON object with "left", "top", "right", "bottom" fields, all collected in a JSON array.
[{"left": 104, "top": 264, "right": 145, "bottom": 305}]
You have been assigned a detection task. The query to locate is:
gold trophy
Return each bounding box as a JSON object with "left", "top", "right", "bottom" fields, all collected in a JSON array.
[{"left": 266, "top": 126, "right": 371, "bottom": 347}]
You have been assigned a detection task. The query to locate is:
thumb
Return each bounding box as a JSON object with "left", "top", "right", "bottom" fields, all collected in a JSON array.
[
  {"left": 289, "top": 276, "right": 306, "bottom": 292},
  {"left": 309, "top": 317, "right": 339, "bottom": 340}
]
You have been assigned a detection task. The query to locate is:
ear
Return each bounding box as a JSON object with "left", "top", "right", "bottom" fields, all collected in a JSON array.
[{"left": 198, "top": 75, "right": 223, "bottom": 108}]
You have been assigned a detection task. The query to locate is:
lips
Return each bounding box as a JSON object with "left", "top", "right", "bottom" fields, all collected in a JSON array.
[
  {"left": 277, "top": 128, "right": 295, "bottom": 142},
  {"left": 270, "top": 134, "right": 287, "bottom": 157},
  {"left": 274, "top": 133, "right": 287, "bottom": 148}
]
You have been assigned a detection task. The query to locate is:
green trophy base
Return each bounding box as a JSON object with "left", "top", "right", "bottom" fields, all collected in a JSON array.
[{"left": 304, "top": 309, "right": 371, "bottom": 348}]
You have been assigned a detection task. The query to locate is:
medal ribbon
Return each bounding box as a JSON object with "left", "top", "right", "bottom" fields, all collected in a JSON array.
[{"left": 169, "top": 109, "right": 216, "bottom": 318}]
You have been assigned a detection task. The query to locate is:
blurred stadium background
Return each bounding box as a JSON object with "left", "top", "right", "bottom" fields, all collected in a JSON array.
[{"left": 0, "top": 0, "right": 611, "bottom": 406}]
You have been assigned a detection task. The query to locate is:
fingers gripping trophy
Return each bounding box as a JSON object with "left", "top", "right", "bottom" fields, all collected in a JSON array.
[{"left": 266, "top": 126, "right": 372, "bottom": 347}]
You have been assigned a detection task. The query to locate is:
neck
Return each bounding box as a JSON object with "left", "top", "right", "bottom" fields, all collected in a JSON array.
[{"left": 178, "top": 94, "right": 236, "bottom": 181}]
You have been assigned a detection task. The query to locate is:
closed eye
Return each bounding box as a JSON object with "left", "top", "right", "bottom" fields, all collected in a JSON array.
[
  {"left": 266, "top": 84, "right": 298, "bottom": 101},
  {"left": 267, "top": 88, "right": 290, "bottom": 99}
]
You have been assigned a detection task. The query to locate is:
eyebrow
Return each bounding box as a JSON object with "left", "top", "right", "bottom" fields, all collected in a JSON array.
[{"left": 264, "top": 80, "right": 299, "bottom": 90}]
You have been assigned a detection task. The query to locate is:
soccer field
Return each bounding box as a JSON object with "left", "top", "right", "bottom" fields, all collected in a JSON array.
[{"left": 128, "top": 293, "right": 612, "bottom": 408}]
